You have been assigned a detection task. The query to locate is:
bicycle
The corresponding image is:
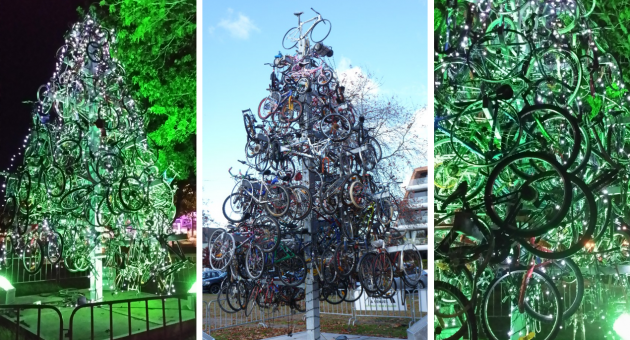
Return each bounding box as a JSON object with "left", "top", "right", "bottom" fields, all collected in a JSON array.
[{"left": 282, "top": 8, "right": 331, "bottom": 50}]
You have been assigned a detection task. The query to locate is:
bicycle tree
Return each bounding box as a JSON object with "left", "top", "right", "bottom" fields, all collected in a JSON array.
[{"left": 0, "top": 15, "right": 190, "bottom": 295}]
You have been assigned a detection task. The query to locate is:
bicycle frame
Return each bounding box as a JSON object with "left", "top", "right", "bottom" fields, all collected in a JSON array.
[{"left": 296, "top": 12, "right": 323, "bottom": 41}]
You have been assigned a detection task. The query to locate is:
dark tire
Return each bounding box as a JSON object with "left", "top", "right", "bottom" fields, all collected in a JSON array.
[
  {"left": 282, "top": 27, "right": 299, "bottom": 49},
  {"left": 310, "top": 19, "right": 331, "bottom": 43},
  {"left": 481, "top": 269, "right": 562, "bottom": 340},
  {"left": 22, "top": 239, "right": 44, "bottom": 275},
  {"left": 518, "top": 173, "right": 596, "bottom": 259},
  {"left": 435, "top": 280, "right": 477, "bottom": 340},
  {"left": 46, "top": 232, "right": 64, "bottom": 266},
  {"left": 277, "top": 255, "right": 307, "bottom": 286},
  {"left": 209, "top": 284, "right": 220, "bottom": 295}
]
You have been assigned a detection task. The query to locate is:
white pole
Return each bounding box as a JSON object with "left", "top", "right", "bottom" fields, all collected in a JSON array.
[{"left": 301, "top": 80, "right": 321, "bottom": 339}]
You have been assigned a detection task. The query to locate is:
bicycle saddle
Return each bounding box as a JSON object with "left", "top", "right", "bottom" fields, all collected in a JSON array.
[
  {"left": 294, "top": 12, "right": 303, "bottom": 16},
  {"left": 440, "top": 181, "right": 468, "bottom": 211}
]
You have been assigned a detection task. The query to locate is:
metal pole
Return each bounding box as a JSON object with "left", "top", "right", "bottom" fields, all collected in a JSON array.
[{"left": 300, "top": 34, "right": 320, "bottom": 338}]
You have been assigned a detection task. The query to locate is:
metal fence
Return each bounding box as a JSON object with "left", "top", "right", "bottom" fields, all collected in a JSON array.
[
  {"left": 203, "top": 288, "right": 427, "bottom": 336},
  {"left": 0, "top": 304, "right": 64, "bottom": 340},
  {"left": 1, "top": 257, "right": 89, "bottom": 285}
]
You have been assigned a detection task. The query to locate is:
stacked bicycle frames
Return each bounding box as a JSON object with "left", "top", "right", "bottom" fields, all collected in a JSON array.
[
  {"left": 0, "top": 16, "right": 190, "bottom": 295},
  {"left": 435, "top": 0, "right": 630, "bottom": 339},
  {"left": 210, "top": 9, "right": 424, "bottom": 317}
]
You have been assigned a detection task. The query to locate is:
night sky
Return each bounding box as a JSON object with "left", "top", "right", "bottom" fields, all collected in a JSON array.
[{"left": 0, "top": 1, "right": 97, "bottom": 172}]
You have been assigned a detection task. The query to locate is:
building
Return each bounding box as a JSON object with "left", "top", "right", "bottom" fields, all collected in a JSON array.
[{"left": 397, "top": 166, "right": 428, "bottom": 246}]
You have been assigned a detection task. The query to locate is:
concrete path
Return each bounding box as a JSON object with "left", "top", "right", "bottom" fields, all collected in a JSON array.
[{"left": 262, "top": 332, "right": 405, "bottom": 340}]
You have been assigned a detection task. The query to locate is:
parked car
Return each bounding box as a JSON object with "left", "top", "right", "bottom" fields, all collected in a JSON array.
[{"left": 202, "top": 270, "right": 227, "bottom": 294}]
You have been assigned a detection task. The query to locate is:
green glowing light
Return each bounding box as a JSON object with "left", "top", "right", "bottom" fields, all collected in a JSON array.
[
  {"left": 614, "top": 313, "right": 630, "bottom": 340},
  {"left": 0, "top": 275, "right": 14, "bottom": 291},
  {"left": 188, "top": 280, "right": 198, "bottom": 293}
]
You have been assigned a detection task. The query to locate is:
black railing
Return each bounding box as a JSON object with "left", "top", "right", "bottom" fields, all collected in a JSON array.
[
  {"left": 68, "top": 293, "right": 194, "bottom": 340},
  {"left": 0, "top": 304, "right": 64, "bottom": 340}
]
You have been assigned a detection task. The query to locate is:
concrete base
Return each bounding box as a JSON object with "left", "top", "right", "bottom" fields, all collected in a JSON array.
[
  {"left": 0, "top": 289, "right": 195, "bottom": 340},
  {"left": 407, "top": 317, "right": 428, "bottom": 340}
]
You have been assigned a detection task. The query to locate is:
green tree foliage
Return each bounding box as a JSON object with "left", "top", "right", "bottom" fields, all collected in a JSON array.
[{"left": 95, "top": 0, "right": 196, "bottom": 192}]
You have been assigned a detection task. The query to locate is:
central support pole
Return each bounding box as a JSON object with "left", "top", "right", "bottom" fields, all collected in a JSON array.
[{"left": 299, "top": 33, "right": 320, "bottom": 339}]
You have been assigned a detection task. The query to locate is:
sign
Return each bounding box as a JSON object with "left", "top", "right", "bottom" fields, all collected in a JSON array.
[{"left": 354, "top": 289, "right": 406, "bottom": 311}]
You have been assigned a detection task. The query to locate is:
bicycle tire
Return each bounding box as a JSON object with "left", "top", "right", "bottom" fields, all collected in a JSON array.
[
  {"left": 434, "top": 280, "right": 478, "bottom": 340},
  {"left": 480, "top": 269, "right": 562, "bottom": 340},
  {"left": 324, "top": 281, "right": 348, "bottom": 305},
  {"left": 484, "top": 151, "right": 573, "bottom": 237},
  {"left": 518, "top": 172, "right": 596, "bottom": 259},
  {"left": 334, "top": 245, "right": 357, "bottom": 277},
  {"left": 310, "top": 19, "right": 331, "bottom": 43},
  {"left": 277, "top": 255, "right": 307, "bottom": 286},
  {"left": 282, "top": 27, "right": 299, "bottom": 49},
  {"left": 222, "top": 193, "right": 252, "bottom": 223},
  {"left": 46, "top": 232, "right": 64, "bottom": 266},
  {"left": 22, "top": 239, "right": 44, "bottom": 275},
  {"left": 289, "top": 185, "right": 313, "bottom": 220},
  {"left": 226, "top": 281, "right": 243, "bottom": 312},
  {"left": 245, "top": 244, "right": 264, "bottom": 279},
  {"left": 217, "top": 284, "right": 238, "bottom": 314},
  {"left": 254, "top": 215, "right": 280, "bottom": 253},
  {"left": 258, "top": 97, "right": 275, "bottom": 120},
  {"left": 349, "top": 180, "right": 369, "bottom": 209},
  {"left": 525, "top": 258, "right": 584, "bottom": 321}
]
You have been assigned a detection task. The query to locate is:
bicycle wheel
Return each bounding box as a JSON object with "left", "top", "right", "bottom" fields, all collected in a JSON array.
[
  {"left": 310, "top": 19, "right": 331, "bottom": 43},
  {"left": 484, "top": 151, "right": 573, "bottom": 237},
  {"left": 277, "top": 255, "right": 307, "bottom": 286},
  {"left": 226, "top": 281, "right": 244, "bottom": 312},
  {"left": 245, "top": 285, "right": 261, "bottom": 316},
  {"left": 282, "top": 27, "right": 300, "bottom": 49},
  {"left": 297, "top": 77, "right": 310, "bottom": 94},
  {"left": 23, "top": 239, "right": 44, "bottom": 275},
  {"left": 289, "top": 185, "right": 313, "bottom": 221},
  {"left": 264, "top": 184, "right": 290, "bottom": 217},
  {"left": 377, "top": 199, "right": 393, "bottom": 225},
  {"left": 480, "top": 269, "right": 563, "bottom": 340},
  {"left": 358, "top": 252, "right": 378, "bottom": 293},
  {"left": 46, "top": 232, "right": 63, "bottom": 266},
  {"left": 401, "top": 246, "right": 423, "bottom": 287},
  {"left": 374, "top": 252, "right": 394, "bottom": 294},
  {"left": 517, "top": 173, "right": 596, "bottom": 259},
  {"left": 245, "top": 244, "right": 265, "bottom": 279},
  {"left": 258, "top": 97, "right": 276, "bottom": 120},
  {"left": 209, "top": 230, "right": 235, "bottom": 271},
  {"left": 343, "top": 278, "right": 364, "bottom": 303},
  {"left": 334, "top": 245, "right": 357, "bottom": 277},
  {"left": 222, "top": 193, "right": 252, "bottom": 223},
  {"left": 526, "top": 258, "right": 583, "bottom": 321},
  {"left": 434, "top": 280, "right": 477, "bottom": 340},
  {"left": 349, "top": 180, "right": 369, "bottom": 209},
  {"left": 320, "top": 114, "right": 351, "bottom": 141},
  {"left": 254, "top": 215, "right": 280, "bottom": 253},
  {"left": 217, "top": 284, "right": 238, "bottom": 313},
  {"left": 324, "top": 281, "right": 348, "bottom": 305},
  {"left": 281, "top": 99, "right": 303, "bottom": 123}
]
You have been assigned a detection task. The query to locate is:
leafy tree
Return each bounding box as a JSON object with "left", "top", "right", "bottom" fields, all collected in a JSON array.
[{"left": 92, "top": 0, "right": 196, "bottom": 215}]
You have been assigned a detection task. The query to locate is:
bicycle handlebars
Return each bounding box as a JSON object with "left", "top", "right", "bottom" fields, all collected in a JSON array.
[{"left": 311, "top": 8, "right": 320, "bottom": 15}]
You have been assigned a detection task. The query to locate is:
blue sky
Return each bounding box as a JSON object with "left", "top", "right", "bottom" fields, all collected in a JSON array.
[{"left": 201, "top": 1, "right": 428, "bottom": 226}]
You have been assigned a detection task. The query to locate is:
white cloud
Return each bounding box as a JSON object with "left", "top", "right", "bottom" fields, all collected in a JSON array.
[
  {"left": 217, "top": 12, "right": 259, "bottom": 40},
  {"left": 335, "top": 57, "right": 379, "bottom": 97}
]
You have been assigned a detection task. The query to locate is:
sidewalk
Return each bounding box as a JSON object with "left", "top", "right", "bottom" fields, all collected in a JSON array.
[{"left": 262, "top": 332, "right": 404, "bottom": 340}]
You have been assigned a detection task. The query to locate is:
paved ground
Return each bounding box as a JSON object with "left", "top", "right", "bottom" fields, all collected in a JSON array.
[
  {"left": 0, "top": 289, "right": 195, "bottom": 340},
  {"left": 261, "top": 332, "right": 405, "bottom": 340}
]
